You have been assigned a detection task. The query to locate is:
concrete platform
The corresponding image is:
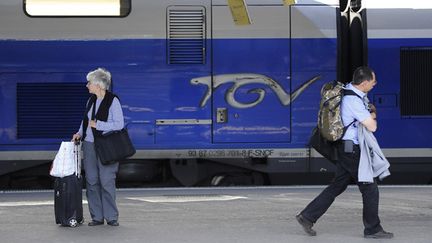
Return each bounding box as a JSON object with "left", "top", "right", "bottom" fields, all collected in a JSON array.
[{"left": 0, "top": 186, "right": 431, "bottom": 243}]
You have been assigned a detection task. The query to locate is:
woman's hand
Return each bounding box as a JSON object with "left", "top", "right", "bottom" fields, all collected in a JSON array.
[
  {"left": 72, "top": 133, "right": 81, "bottom": 142},
  {"left": 89, "top": 120, "right": 97, "bottom": 128}
]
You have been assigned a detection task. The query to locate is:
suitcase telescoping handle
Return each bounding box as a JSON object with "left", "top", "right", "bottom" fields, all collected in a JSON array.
[{"left": 73, "top": 141, "right": 82, "bottom": 178}]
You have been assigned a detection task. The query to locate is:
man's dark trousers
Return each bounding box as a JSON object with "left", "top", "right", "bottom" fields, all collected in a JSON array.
[{"left": 300, "top": 144, "right": 383, "bottom": 235}]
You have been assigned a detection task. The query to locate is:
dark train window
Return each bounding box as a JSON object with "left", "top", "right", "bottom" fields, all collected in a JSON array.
[
  {"left": 24, "top": 0, "right": 131, "bottom": 17},
  {"left": 400, "top": 47, "right": 432, "bottom": 116}
]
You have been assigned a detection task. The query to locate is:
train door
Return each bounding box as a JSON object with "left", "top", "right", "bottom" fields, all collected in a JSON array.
[{"left": 211, "top": 3, "right": 291, "bottom": 143}]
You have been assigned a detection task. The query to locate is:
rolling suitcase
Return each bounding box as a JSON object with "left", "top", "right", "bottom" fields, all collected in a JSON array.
[{"left": 53, "top": 142, "right": 84, "bottom": 227}]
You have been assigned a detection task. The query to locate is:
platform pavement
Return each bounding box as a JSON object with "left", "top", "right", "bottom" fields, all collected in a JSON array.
[{"left": 0, "top": 186, "right": 431, "bottom": 243}]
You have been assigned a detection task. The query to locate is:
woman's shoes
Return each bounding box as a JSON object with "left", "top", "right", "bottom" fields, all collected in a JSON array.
[
  {"left": 88, "top": 219, "right": 119, "bottom": 226},
  {"left": 107, "top": 220, "right": 119, "bottom": 226},
  {"left": 88, "top": 220, "right": 104, "bottom": 226}
]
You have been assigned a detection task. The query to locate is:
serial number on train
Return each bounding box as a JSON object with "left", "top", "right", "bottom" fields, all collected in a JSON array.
[{"left": 187, "top": 149, "right": 274, "bottom": 158}]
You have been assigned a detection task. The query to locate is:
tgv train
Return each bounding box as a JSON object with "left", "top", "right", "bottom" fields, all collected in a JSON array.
[{"left": 0, "top": 0, "right": 431, "bottom": 187}]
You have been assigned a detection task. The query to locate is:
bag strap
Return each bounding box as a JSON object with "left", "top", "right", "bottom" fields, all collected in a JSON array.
[
  {"left": 341, "top": 89, "right": 363, "bottom": 134},
  {"left": 89, "top": 98, "right": 98, "bottom": 139},
  {"left": 91, "top": 98, "right": 96, "bottom": 120},
  {"left": 82, "top": 95, "right": 96, "bottom": 141},
  {"left": 343, "top": 89, "right": 362, "bottom": 99},
  {"left": 342, "top": 120, "right": 356, "bottom": 136}
]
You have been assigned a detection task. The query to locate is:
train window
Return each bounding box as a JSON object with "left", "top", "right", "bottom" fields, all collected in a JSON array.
[
  {"left": 24, "top": 0, "right": 131, "bottom": 17},
  {"left": 167, "top": 6, "right": 206, "bottom": 64},
  {"left": 400, "top": 47, "right": 432, "bottom": 116}
]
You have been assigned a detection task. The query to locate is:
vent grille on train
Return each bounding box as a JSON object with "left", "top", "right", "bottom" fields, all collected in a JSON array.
[
  {"left": 400, "top": 48, "right": 432, "bottom": 116},
  {"left": 167, "top": 6, "right": 206, "bottom": 64},
  {"left": 17, "top": 83, "right": 88, "bottom": 139}
]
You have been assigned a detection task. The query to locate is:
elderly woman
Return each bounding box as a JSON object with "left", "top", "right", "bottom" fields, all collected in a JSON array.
[{"left": 72, "top": 68, "right": 123, "bottom": 226}]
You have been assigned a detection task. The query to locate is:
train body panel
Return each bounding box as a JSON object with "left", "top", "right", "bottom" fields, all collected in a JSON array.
[{"left": 1, "top": 0, "right": 432, "bottom": 184}]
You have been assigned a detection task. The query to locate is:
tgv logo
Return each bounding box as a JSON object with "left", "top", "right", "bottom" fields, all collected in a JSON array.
[{"left": 191, "top": 74, "right": 320, "bottom": 109}]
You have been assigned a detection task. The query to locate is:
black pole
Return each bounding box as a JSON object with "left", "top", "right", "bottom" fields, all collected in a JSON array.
[
  {"left": 349, "top": 0, "right": 368, "bottom": 76},
  {"left": 337, "top": 0, "right": 351, "bottom": 83},
  {"left": 337, "top": 0, "right": 368, "bottom": 83}
]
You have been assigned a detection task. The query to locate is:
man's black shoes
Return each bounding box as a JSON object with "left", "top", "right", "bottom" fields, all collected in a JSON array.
[
  {"left": 107, "top": 220, "right": 119, "bottom": 226},
  {"left": 296, "top": 214, "right": 316, "bottom": 236},
  {"left": 88, "top": 220, "right": 104, "bottom": 226},
  {"left": 364, "top": 229, "right": 394, "bottom": 239}
]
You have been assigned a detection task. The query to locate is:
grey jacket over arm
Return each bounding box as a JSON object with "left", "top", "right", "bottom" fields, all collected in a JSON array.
[{"left": 358, "top": 124, "right": 391, "bottom": 183}]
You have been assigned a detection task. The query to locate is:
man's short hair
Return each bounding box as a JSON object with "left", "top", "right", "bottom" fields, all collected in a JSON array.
[
  {"left": 352, "top": 66, "right": 374, "bottom": 85},
  {"left": 87, "top": 68, "right": 111, "bottom": 90}
]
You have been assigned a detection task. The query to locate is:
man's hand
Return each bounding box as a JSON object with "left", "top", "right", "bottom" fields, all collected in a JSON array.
[
  {"left": 369, "top": 103, "right": 377, "bottom": 120},
  {"left": 368, "top": 103, "right": 377, "bottom": 114}
]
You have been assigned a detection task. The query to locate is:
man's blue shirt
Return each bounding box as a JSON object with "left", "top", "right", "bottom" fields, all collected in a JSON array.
[{"left": 341, "top": 83, "right": 371, "bottom": 144}]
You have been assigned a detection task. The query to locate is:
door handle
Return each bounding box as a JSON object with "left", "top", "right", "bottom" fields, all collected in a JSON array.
[{"left": 216, "top": 108, "right": 227, "bottom": 123}]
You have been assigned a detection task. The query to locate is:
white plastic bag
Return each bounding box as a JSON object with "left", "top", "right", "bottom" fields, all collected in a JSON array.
[{"left": 50, "top": 141, "right": 81, "bottom": 178}]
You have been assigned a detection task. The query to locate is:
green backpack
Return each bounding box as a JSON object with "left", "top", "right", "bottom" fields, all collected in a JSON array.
[
  {"left": 318, "top": 81, "right": 360, "bottom": 142},
  {"left": 309, "top": 81, "right": 362, "bottom": 162}
]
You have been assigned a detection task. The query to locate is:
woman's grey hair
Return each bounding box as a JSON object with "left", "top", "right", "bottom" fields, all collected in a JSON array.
[{"left": 87, "top": 68, "right": 111, "bottom": 90}]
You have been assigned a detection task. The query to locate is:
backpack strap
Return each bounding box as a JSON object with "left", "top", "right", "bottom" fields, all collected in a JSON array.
[
  {"left": 341, "top": 89, "right": 363, "bottom": 134},
  {"left": 342, "top": 120, "right": 356, "bottom": 135},
  {"left": 343, "top": 89, "right": 362, "bottom": 99}
]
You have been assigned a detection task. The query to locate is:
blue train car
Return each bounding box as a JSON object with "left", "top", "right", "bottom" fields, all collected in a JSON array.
[{"left": 0, "top": 0, "right": 431, "bottom": 186}]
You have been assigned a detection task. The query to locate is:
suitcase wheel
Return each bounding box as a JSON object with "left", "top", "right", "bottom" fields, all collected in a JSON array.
[{"left": 69, "top": 219, "right": 78, "bottom": 227}]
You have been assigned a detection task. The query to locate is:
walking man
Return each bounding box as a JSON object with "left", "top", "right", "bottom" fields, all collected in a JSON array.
[{"left": 296, "top": 66, "right": 393, "bottom": 239}]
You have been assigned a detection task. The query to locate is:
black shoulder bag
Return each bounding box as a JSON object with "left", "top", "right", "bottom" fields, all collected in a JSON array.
[
  {"left": 308, "top": 126, "right": 339, "bottom": 163},
  {"left": 91, "top": 99, "right": 136, "bottom": 165}
]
